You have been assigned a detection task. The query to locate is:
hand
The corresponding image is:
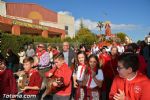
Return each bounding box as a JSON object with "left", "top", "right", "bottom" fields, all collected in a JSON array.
[
  {"left": 20, "top": 86, "right": 30, "bottom": 91},
  {"left": 71, "top": 58, "right": 75, "bottom": 63},
  {"left": 52, "top": 82, "right": 58, "bottom": 87},
  {"left": 74, "top": 81, "right": 78, "bottom": 88},
  {"left": 113, "top": 89, "right": 125, "bottom": 100},
  {"left": 14, "top": 71, "right": 25, "bottom": 76}
]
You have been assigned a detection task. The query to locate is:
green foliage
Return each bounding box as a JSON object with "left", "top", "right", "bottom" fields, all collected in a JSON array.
[
  {"left": 75, "top": 27, "right": 99, "bottom": 46},
  {"left": 116, "top": 32, "right": 127, "bottom": 43},
  {"left": 80, "top": 19, "right": 85, "bottom": 29},
  {"left": 1, "top": 32, "right": 62, "bottom": 56},
  {"left": 1, "top": 24, "right": 99, "bottom": 56},
  {"left": 33, "top": 36, "right": 61, "bottom": 43},
  {"left": 1, "top": 33, "right": 33, "bottom": 56},
  {"left": 137, "top": 40, "right": 141, "bottom": 45}
]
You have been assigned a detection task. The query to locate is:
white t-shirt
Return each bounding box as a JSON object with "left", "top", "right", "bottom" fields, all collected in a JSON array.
[
  {"left": 86, "top": 69, "right": 104, "bottom": 88},
  {"left": 91, "top": 46, "right": 99, "bottom": 54},
  {"left": 117, "top": 45, "right": 124, "bottom": 54},
  {"left": 63, "top": 51, "right": 69, "bottom": 65},
  {"left": 77, "top": 65, "right": 86, "bottom": 81},
  {"left": 73, "top": 65, "right": 86, "bottom": 81}
]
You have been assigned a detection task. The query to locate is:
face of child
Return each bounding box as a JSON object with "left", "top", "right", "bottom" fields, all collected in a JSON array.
[
  {"left": 23, "top": 62, "right": 33, "bottom": 72},
  {"left": 54, "top": 58, "right": 64, "bottom": 68},
  {"left": 0, "top": 61, "right": 5, "bottom": 71},
  {"left": 117, "top": 61, "right": 129, "bottom": 78},
  {"left": 102, "top": 49, "right": 106, "bottom": 53},
  {"left": 78, "top": 53, "right": 85, "bottom": 64},
  {"left": 89, "top": 57, "right": 97, "bottom": 69},
  {"left": 111, "top": 47, "right": 118, "bottom": 56}
]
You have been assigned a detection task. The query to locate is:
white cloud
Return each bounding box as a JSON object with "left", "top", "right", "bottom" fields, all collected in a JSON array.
[
  {"left": 75, "top": 18, "right": 98, "bottom": 31},
  {"left": 58, "top": 11, "right": 72, "bottom": 16},
  {"left": 75, "top": 18, "right": 139, "bottom": 32},
  {"left": 111, "top": 24, "right": 138, "bottom": 30}
]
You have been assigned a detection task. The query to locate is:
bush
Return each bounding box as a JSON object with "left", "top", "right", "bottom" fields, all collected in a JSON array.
[
  {"left": 1, "top": 30, "right": 98, "bottom": 56},
  {"left": 1, "top": 32, "right": 62, "bottom": 56},
  {"left": 1, "top": 33, "right": 33, "bottom": 56}
]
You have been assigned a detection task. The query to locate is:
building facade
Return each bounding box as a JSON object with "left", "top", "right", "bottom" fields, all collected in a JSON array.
[{"left": 0, "top": 1, "right": 75, "bottom": 38}]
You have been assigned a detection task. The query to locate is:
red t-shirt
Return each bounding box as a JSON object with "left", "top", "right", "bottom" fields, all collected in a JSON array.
[
  {"left": 101, "top": 56, "right": 118, "bottom": 91},
  {"left": 102, "top": 56, "right": 118, "bottom": 80},
  {"left": 45, "top": 63, "right": 72, "bottom": 96},
  {"left": 99, "top": 53, "right": 111, "bottom": 66},
  {"left": 0, "top": 69, "right": 18, "bottom": 98},
  {"left": 138, "top": 55, "right": 147, "bottom": 74},
  {"left": 109, "top": 72, "right": 150, "bottom": 100},
  {"left": 23, "top": 69, "right": 42, "bottom": 95}
]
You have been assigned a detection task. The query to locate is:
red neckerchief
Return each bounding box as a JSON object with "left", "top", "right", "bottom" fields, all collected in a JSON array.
[
  {"left": 87, "top": 66, "right": 97, "bottom": 88},
  {"left": 38, "top": 50, "right": 46, "bottom": 58},
  {"left": 79, "top": 63, "right": 86, "bottom": 78}
]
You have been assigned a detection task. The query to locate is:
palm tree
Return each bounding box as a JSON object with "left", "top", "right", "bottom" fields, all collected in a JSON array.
[{"left": 97, "top": 21, "right": 104, "bottom": 34}]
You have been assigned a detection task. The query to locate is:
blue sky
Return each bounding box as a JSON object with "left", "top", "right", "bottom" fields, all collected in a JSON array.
[{"left": 5, "top": 0, "right": 150, "bottom": 42}]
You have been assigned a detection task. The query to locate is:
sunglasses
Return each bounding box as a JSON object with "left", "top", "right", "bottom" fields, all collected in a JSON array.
[{"left": 38, "top": 46, "right": 44, "bottom": 48}]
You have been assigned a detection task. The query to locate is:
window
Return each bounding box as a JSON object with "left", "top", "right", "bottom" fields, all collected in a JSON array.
[{"left": 65, "top": 26, "right": 68, "bottom": 35}]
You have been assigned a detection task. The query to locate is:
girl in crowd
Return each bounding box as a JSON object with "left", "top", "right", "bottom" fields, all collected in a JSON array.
[
  {"left": 73, "top": 51, "right": 88, "bottom": 100},
  {"left": 47, "top": 45, "right": 54, "bottom": 68},
  {"left": 99, "top": 47, "right": 110, "bottom": 67},
  {"left": 101, "top": 46, "right": 119, "bottom": 100},
  {"left": 84, "top": 54, "right": 104, "bottom": 100}
]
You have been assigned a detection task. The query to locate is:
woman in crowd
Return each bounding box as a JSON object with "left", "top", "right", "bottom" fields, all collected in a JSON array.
[
  {"left": 47, "top": 45, "right": 54, "bottom": 68},
  {"left": 73, "top": 51, "right": 88, "bottom": 100},
  {"left": 101, "top": 46, "right": 119, "bottom": 100},
  {"left": 18, "top": 47, "right": 26, "bottom": 70},
  {"left": 84, "top": 54, "right": 104, "bottom": 100}
]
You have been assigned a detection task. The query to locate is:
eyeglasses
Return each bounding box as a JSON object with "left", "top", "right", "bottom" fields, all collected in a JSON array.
[{"left": 117, "top": 66, "right": 126, "bottom": 71}]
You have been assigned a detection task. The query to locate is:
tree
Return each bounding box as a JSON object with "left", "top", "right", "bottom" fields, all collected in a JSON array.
[
  {"left": 116, "top": 32, "right": 127, "bottom": 43},
  {"left": 75, "top": 25, "right": 98, "bottom": 46},
  {"left": 80, "top": 19, "right": 84, "bottom": 29}
]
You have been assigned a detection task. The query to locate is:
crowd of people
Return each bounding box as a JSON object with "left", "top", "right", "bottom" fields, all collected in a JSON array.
[{"left": 0, "top": 41, "right": 150, "bottom": 100}]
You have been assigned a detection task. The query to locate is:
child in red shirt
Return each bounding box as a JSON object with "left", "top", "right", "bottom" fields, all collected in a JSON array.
[
  {"left": 109, "top": 53, "right": 150, "bottom": 100},
  {"left": 0, "top": 57, "right": 18, "bottom": 99},
  {"left": 17, "top": 57, "right": 42, "bottom": 99},
  {"left": 45, "top": 52, "right": 72, "bottom": 100}
]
